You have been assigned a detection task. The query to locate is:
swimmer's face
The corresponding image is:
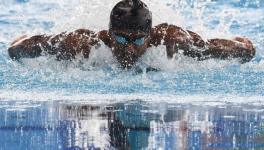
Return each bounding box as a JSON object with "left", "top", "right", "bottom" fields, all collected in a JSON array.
[{"left": 110, "top": 30, "right": 150, "bottom": 68}]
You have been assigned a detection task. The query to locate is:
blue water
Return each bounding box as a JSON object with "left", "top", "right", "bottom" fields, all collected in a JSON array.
[
  {"left": 0, "top": 0, "right": 264, "bottom": 149},
  {"left": 0, "top": 101, "right": 264, "bottom": 149}
]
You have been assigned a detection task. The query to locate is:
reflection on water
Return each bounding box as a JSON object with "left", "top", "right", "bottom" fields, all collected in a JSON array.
[{"left": 0, "top": 100, "right": 264, "bottom": 150}]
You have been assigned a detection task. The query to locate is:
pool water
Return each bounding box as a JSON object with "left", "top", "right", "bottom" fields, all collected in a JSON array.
[
  {"left": 0, "top": 0, "right": 264, "bottom": 149},
  {"left": 0, "top": 101, "right": 264, "bottom": 149}
]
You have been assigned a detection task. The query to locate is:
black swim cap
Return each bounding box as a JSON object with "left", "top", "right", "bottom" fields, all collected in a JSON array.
[{"left": 109, "top": 0, "right": 152, "bottom": 33}]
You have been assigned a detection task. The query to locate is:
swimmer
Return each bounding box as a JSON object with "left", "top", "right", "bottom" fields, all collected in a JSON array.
[{"left": 8, "top": 0, "right": 255, "bottom": 68}]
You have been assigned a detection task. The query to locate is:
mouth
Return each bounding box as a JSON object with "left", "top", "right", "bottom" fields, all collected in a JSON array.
[
  {"left": 116, "top": 53, "right": 138, "bottom": 69},
  {"left": 112, "top": 47, "right": 142, "bottom": 69}
]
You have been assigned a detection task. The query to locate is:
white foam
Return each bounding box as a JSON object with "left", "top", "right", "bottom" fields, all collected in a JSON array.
[
  {"left": 0, "top": 89, "right": 263, "bottom": 106},
  {"left": 140, "top": 45, "right": 242, "bottom": 72}
]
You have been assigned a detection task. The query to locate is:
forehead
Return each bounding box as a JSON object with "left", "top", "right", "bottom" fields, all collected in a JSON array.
[{"left": 111, "top": 29, "right": 148, "bottom": 37}]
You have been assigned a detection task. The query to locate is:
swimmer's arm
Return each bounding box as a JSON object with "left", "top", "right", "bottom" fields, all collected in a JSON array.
[
  {"left": 151, "top": 23, "right": 255, "bottom": 63},
  {"left": 8, "top": 35, "right": 51, "bottom": 60},
  {"left": 203, "top": 37, "right": 256, "bottom": 63},
  {"left": 171, "top": 26, "right": 256, "bottom": 62},
  {"left": 183, "top": 31, "right": 255, "bottom": 63},
  {"left": 8, "top": 29, "right": 98, "bottom": 60}
]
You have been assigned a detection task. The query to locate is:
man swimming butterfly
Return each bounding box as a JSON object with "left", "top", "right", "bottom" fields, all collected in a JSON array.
[{"left": 8, "top": 0, "right": 255, "bottom": 69}]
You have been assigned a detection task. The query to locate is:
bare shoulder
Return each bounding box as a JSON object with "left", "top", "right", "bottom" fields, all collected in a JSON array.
[
  {"left": 67, "top": 29, "right": 110, "bottom": 46},
  {"left": 48, "top": 29, "right": 99, "bottom": 59},
  {"left": 74, "top": 29, "right": 95, "bottom": 36},
  {"left": 150, "top": 23, "right": 190, "bottom": 46},
  {"left": 186, "top": 30, "right": 205, "bottom": 48},
  {"left": 150, "top": 23, "right": 169, "bottom": 46},
  {"left": 151, "top": 23, "right": 187, "bottom": 35},
  {"left": 64, "top": 29, "right": 97, "bottom": 42},
  {"left": 97, "top": 30, "right": 112, "bottom": 48},
  {"left": 49, "top": 29, "right": 99, "bottom": 47}
]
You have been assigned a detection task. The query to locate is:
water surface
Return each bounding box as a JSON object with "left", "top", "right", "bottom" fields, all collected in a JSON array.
[
  {"left": 0, "top": 0, "right": 264, "bottom": 149},
  {"left": 1, "top": 100, "right": 264, "bottom": 149}
]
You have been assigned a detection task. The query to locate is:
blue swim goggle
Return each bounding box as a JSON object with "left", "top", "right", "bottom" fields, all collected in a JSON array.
[{"left": 113, "top": 34, "right": 146, "bottom": 46}]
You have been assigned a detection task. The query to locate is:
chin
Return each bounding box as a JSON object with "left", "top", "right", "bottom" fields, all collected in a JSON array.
[
  {"left": 119, "top": 58, "right": 137, "bottom": 69},
  {"left": 120, "top": 62, "right": 134, "bottom": 69},
  {"left": 115, "top": 53, "right": 138, "bottom": 69}
]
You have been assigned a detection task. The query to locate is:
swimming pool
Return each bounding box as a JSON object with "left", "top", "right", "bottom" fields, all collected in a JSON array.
[{"left": 0, "top": 0, "right": 264, "bottom": 149}]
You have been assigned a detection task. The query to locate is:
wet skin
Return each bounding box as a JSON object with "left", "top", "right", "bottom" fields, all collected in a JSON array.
[
  {"left": 8, "top": 23, "right": 256, "bottom": 68},
  {"left": 108, "top": 30, "right": 150, "bottom": 68}
]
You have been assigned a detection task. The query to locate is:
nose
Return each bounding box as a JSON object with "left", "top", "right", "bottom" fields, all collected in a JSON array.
[{"left": 126, "top": 44, "right": 136, "bottom": 54}]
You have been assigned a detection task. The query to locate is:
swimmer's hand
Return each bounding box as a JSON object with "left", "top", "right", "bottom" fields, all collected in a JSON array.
[{"left": 8, "top": 29, "right": 98, "bottom": 60}]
